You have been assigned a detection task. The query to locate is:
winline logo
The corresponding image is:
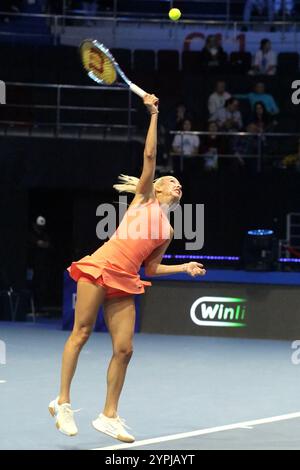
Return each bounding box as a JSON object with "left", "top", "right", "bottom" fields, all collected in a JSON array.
[{"left": 190, "top": 296, "right": 247, "bottom": 328}]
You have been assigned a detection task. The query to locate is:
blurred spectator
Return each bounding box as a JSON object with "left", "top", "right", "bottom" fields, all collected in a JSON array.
[
  {"left": 82, "top": 0, "right": 98, "bottom": 15},
  {"left": 250, "top": 39, "right": 277, "bottom": 75},
  {"left": 234, "top": 123, "right": 260, "bottom": 172},
  {"left": 200, "top": 121, "right": 225, "bottom": 171},
  {"left": 211, "top": 98, "right": 244, "bottom": 171},
  {"left": 167, "top": 103, "right": 191, "bottom": 131},
  {"left": 208, "top": 81, "right": 231, "bottom": 118},
  {"left": 235, "top": 82, "right": 279, "bottom": 115},
  {"left": 274, "top": 0, "right": 294, "bottom": 16},
  {"left": 243, "top": 0, "right": 274, "bottom": 22},
  {"left": 174, "top": 103, "right": 189, "bottom": 131},
  {"left": 243, "top": 102, "right": 278, "bottom": 162},
  {"left": 172, "top": 119, "right": 200, "bottom": 157},
  {"left": 200, "top": 35, "right": 227, "bottom": 69},
  {"left": 63, "top": 0, "right": 98, "bottom": 20},
  {"left": 211, "top": 98, "right": 243, "bottom": 131},
  {"left": 162, "top": 102, "right": 192, "bottom": 163},
  {"left": 249, "top": 39, "right": 277, "bottom": 75},
  {"left": 250, "top": 101, "right": 277, "bottom": 132},
  {"left": 79, "top": 0, "right": 98, "bottom": 24}
]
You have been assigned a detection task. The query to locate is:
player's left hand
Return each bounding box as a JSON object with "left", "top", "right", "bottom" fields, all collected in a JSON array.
[{"left": 184, "top": 262, "right": 206, "bottom": 277}]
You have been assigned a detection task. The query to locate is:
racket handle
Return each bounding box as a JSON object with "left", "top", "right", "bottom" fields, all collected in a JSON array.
[{"left": 129, "top": 83, "right": 147, "bottom": 98}]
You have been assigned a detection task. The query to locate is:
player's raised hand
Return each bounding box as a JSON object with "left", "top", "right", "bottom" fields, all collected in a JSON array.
[
  {"left": 184, "top": 262, "right": 206, "bottom": 277},
  {"left": 143, "top": 93, "right": 159, "bottom": 114}
]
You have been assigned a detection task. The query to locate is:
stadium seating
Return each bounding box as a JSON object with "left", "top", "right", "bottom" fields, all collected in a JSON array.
[
  {"left": 157, "top": 50, "right": 179, "bottom": 73},
  {"left": 133, "top": 49, "right": 155, "bottom": 72},
  {"left": 277, "top": 52, "right": 299, "bottom": 75},
  {"left": 0, "top": 43, "right": 299, "bottom": 135}
]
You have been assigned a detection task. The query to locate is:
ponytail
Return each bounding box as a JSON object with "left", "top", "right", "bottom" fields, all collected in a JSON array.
[{"left": 113, "top": 174, "right": 165, "bottom": 194}]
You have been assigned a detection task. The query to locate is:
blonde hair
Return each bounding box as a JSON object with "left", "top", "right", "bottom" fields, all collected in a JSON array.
[{"left": 113, "top": 174, "right": 166, "bottom": 194}]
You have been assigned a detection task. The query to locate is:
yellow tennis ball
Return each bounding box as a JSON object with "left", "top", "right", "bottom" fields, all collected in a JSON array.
[{"left": 169, "top": 8, "right": 181, "bottom": 21}]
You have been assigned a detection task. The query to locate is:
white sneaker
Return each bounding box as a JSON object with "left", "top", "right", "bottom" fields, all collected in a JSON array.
[
  {"left": 48, "top": 397, "right": 79, "bottom": 437},
  {"left": 92, "top": 413, "right": 135, "bottom": 443}
]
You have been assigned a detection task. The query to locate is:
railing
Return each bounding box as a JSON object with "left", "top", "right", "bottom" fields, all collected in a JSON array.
[
  {"left": 1, "top": 0, "right": 292, "bottom": 22},
  {"left": 287, "top": 212, "right": 300, "bottom": 251},
  {"left": 0, "top": 10, "right": 300, "bottom": 43},
  {"left": 61, "top": 0, "right": 300, "bottom": 23},
  {"left": 278, "top": 212, "right": 300, "bottom": 259},
  {"left": 1, "top": 82, "right": 136, "bottom": 140},
  {"left": 169, "top": 130, "right": 300, "bottom": 173}
]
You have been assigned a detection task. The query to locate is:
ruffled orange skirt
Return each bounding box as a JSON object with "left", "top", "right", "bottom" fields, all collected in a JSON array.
[{"left": 67, "top": 255, "right": 152, "bottom": 299}]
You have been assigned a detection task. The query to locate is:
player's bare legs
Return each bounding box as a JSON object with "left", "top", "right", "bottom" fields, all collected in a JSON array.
[
  {"left": 92, "top": 295, "right": 136, "bottom": 442},
  {"left": 49, "top": 280, "right": 106, "bottom": 436}
]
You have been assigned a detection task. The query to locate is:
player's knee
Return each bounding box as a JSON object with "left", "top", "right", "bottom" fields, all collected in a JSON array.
[
  {"left": 114, "top": 345, "right": 133, "bottom": 363},
  {"left": 72, "top": 324, "right": 92, "bottom": 348}
]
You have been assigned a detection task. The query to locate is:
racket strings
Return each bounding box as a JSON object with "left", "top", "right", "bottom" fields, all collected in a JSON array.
[{"left": 82, "top": 47, "right": 117, "bottom": 85}]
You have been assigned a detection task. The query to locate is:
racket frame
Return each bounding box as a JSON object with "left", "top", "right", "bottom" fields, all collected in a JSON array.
[{"left": 80, "top": 39, "right": 147, "bottom": 98}]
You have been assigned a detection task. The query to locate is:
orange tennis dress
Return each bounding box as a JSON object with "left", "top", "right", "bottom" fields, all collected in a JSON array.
[{"left": 67, "top": 197, "right": 172, "bottom": 299}]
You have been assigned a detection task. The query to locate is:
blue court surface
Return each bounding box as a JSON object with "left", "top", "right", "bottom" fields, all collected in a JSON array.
[{"left": 1, "top": 321, "right": 300, "bottom": 450}]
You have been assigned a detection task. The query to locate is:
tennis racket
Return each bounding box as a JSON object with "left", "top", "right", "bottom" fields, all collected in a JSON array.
[{"left": 80, "top": 39, "right": 147, "bottom": 98}]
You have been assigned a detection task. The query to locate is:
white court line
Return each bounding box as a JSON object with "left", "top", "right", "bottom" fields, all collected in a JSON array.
[
  {"left": 92, "top": 411, "right": 300, "bottom": 450},
  {"left": 0, "top": 380, "right": 6, "bottom": 384}
]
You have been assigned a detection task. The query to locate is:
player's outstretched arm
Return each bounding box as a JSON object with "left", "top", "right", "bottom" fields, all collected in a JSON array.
[{"left": 135, "top": 94, "right": 159, "bottom": 199}]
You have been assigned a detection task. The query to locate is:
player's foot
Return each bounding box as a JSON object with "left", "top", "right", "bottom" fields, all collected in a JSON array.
[
  {"left": 92, "top": 413, "right": 135, "bottom": 443},
  {"left": 48, "top": 397, "right": 79, "bottom": 436}
]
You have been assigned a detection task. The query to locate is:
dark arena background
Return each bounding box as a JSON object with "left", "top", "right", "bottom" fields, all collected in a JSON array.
[{"left": 1, "top": 0, "right": 300, "bottom": 452}]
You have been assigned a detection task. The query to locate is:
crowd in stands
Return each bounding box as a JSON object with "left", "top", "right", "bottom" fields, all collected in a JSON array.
[
  {"left": 199, "top": 36, "right": 281, "bottom": 76},
  {"left": 243, "top": 0, "right": 295, "bottom": 22},
  {"left": 162, "top": 35, "right": 292, "bottom": 173},
  {"left": 0, "top": 3, "right": 298, "bottom": 173},
  {"left": 169, "top": 77, "right": 280, "bottom": 173},
  {"left": 0, "top": 0, "right": 107, "bottom": 17},
  {"left": 46, "top": 0, "right": 111, "bottom": 14}
]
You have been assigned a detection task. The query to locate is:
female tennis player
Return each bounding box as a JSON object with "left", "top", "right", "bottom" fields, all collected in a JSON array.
[{"left": 49, "top": 94, "right": 206, "bottom": 443}]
